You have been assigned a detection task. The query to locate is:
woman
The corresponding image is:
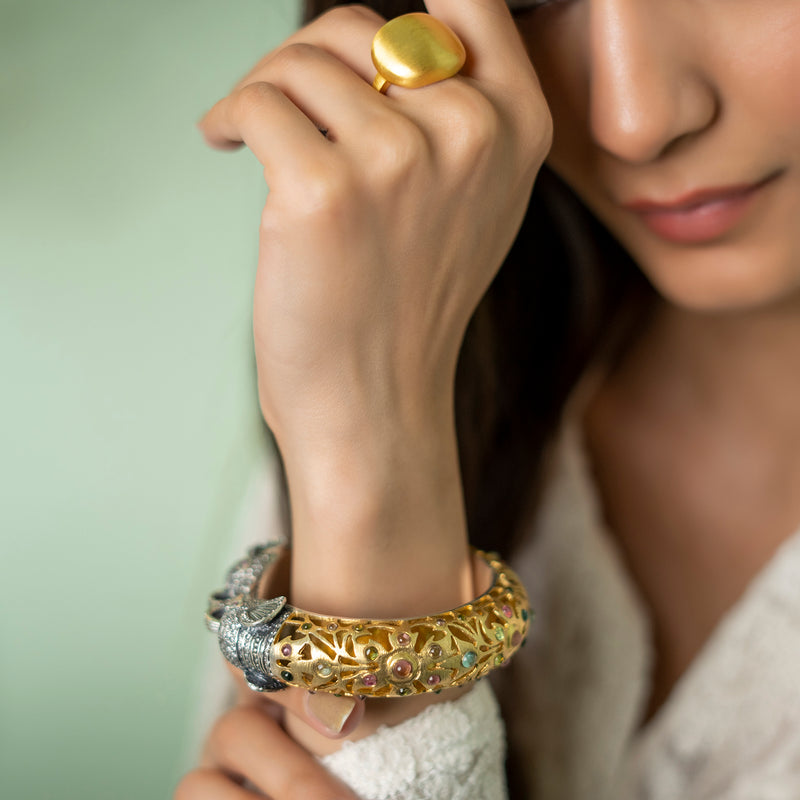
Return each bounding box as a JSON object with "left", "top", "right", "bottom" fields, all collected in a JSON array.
[{"left": 180, "top": 0, "right": 800, "bottom": 797}]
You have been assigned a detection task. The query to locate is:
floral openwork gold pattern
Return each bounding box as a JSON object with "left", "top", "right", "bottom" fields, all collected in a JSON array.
[
  {"left": 269, "top": 551, "right": 531, "bottom": 697},
  {"left": 208, "top": 543, "right": 532, "bottom": 697}
]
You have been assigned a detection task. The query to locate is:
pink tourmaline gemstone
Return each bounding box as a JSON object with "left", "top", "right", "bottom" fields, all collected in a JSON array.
[
  {"left": 427, "top": 675, "right": 441, "bottom": 686},
  {"left": 281, "top": 645, "right": 292, "bottom": 657},
  {"left": 397, "top": 632, "right": 411, "bottom": 646},
  {"left": 502, "top": 605, "right": 513, "bottom": 618},
  {"left": 392, "top": 659, "right": 413, "bottom": 679},
  {"left": 362, "top": 674, "right": 377, "bottom": 687}
]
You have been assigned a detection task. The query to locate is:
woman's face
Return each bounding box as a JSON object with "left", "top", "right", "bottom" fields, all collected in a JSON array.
[{"left": 515, "top": 0, "right": 800, "bottom": 312}]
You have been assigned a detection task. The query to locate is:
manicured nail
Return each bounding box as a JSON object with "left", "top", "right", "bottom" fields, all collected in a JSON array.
[{"left": 306, "top": 693, "right": 357, "bottom": 735}]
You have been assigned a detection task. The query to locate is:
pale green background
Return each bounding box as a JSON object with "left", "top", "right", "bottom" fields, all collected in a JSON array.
[{"left": 1, "top": 1, "right": 302, "bottom": 797}]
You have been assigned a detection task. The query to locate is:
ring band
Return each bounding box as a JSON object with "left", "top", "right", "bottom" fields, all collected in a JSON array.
[
  {"left": 206, "top": 541, "right": 532, "bottom": 698},
  {"left": 371, "top": 13, "right": 467, "bottom": 95}
]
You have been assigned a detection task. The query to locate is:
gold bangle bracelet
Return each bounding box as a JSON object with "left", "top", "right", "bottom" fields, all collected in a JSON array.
[{"left": 206, "top": 541, "right": 532, "bottom": 698}]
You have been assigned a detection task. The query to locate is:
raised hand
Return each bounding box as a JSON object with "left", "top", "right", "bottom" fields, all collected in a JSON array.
[
  {"left": 196, "top": 1, "right": 551, "bottom": 464},
  {"left": 195, "top": 0, "right": 550, "bottom": 757}
]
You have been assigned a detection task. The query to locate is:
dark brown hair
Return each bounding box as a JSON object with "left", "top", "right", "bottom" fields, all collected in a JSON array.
[{"left": 268, "top": 0, "right": 654, "bottom": 557}]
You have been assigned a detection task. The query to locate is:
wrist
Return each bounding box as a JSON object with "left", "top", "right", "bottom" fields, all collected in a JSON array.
[
  {"left": 278, "top": 408, "right": 474, "bottom": 618},
  {"left": 278, "top": 397, "right": 461, "bottom": 534}
]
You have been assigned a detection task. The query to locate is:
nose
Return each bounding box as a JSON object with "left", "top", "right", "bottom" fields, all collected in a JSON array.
[{"left": 588, "top": 0, "right": 718, "bottom": 164}]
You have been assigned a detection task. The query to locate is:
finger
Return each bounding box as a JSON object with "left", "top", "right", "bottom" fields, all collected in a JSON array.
[
  {"left": 202, "top": 705, "right": 359, "bottom": 800},
  {"left": 246, "top": 689, "right": 365, "bottom": 740},
  {"left": 197, "top": 81, "right": 331, "bottom": 188},
  {"left": 174, "top": 767, "right": 268, "bottom": 800},
  {"left": 226, "top": 663, "right": 365, "bottom": 740},
  {"left": 229, "top": 6, "right": 385, "bottom": 95},
  {"left": 236, "top": 43, "right": 394, "bottom": 144},
  {"left": 422, "top": 0, "right": 533, "bottom": 83}
]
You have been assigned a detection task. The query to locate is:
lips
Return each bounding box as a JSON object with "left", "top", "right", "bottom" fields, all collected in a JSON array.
[{"left": 622, "top": 172, "right": 782, "bottom": 245}]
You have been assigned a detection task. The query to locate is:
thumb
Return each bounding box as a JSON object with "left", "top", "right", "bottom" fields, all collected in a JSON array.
[{"left": 227, "top": 662, "right": 365, "bottom": 739}]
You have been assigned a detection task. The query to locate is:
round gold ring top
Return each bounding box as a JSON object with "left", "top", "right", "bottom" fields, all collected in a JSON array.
[{"left": 371, "top": 13, "right": 467, "bottom": 94}]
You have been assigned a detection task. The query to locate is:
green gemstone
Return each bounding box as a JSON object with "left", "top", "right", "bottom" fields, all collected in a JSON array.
[
  {"left": 365, "top": 646, "right": 379, "bottom": 661},
  {"left": 302, "top": 622, "right": 312, "bottom": 630},
  {"left": 434, "top": 688, "right": 442, "bottom": 694},
  {"left": 521, "top": 609, "right": 529, "bottom": 622},
  {"left": 461, "top": 651, "right": 477, "bottom": 668},
  {"left": 495, "top": 654, "right": 504, "bottom": 666},
  {"left": 316, "top": 664, "right": 333, "bottom": 677},
  {"left": 398, "top": 687, "right": 410, "bottom": 696},
  {"left": 354, "top": 624, "right": 364, "bottom": 632},
  {"left": 281, "top": 670, "right": 293, "bottom": 682},
  {"left": 494, "top": 626, "right": 505, "bottom": 641}
]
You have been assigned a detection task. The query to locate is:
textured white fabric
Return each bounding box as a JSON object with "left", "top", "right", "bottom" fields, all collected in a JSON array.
[
  {"left": 613, "top": 523, "right": 800, "bottom": 800},
  {"left": 494, "top": 419, "right": 654, "bottom": 799},
  {"left": 319, "top": 680, "right": 507, "bottom": 800},
  {"left": 505, "top": 415, "right": 800, "bottom": 799},
  {"left": 196, "top": 415, "right": 800, "bottom": 798}
]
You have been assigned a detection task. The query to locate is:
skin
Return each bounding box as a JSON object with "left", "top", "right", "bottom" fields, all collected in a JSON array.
[
  {"left": 181, "top": 2, "right": 548, "bottom": 796},
  {"left": 516, "top": 0, "right": 800, "bottom": 724},
  {"left": 178, "top": 0, "right": 800, "bottom": 796}
]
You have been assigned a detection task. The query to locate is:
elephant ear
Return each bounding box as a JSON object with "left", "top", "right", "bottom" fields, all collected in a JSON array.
[
  {"left": 238, "top": 595, "right": 287, "bottom": 627},
  {"left": 244, "top": 668, "right": 287, "bottom": 693}
]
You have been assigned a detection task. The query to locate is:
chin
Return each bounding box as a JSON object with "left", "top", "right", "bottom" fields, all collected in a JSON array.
[{"left": 626, "top": 238, "right": 800, "bottom": 315}]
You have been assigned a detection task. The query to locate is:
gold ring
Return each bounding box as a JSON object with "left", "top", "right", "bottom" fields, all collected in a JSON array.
[{"left": 371, "top": 13, "right": 467, "bottom": 95}]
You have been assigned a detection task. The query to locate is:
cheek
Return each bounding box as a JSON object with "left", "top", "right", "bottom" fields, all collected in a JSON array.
[
  {"left": 710, "top": 2, "right": 800, "bottom": 142},
  {"left": 540, "top": 80, "right": 594, "bottom": 187},
  {"left": 518, "top": 15, "right": 592, "bottom": 181}
]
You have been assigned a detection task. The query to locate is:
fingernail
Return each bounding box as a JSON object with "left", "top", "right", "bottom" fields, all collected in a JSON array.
[{"left": 306, "top": 693, "right": 357, "bottom": 735}]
